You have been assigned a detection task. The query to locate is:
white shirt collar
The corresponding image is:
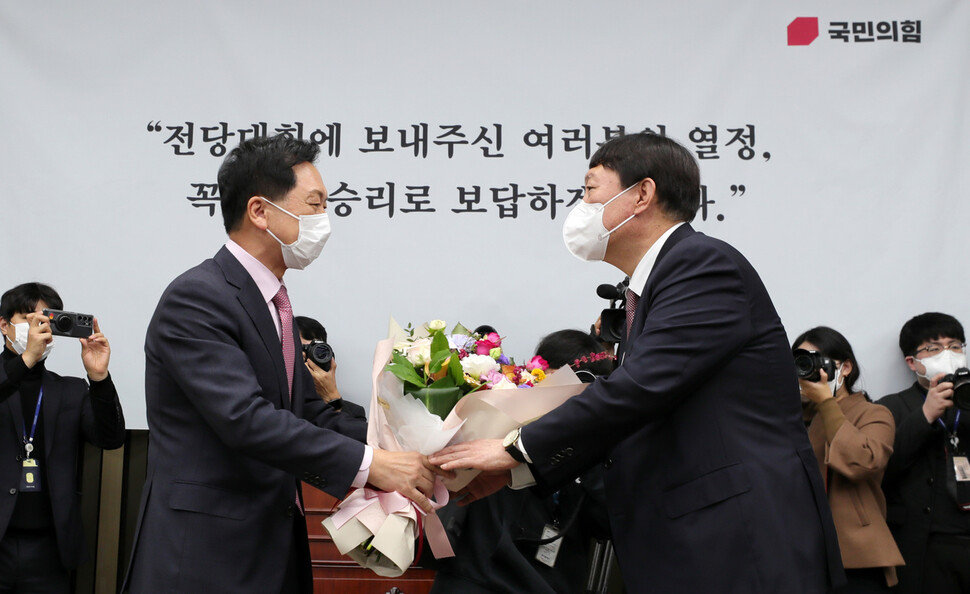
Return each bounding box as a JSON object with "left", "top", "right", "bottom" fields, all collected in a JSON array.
[{"left": 627, "top": 222, "right": 685, "bottom": 297}]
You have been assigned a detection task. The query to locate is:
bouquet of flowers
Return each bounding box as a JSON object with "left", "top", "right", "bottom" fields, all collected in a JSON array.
[
  {"left": 385, "top": 320, "right": 549, "bottom": 420},
  {"left": 322, "top": 319, "right": 588, "bottom": 577}
]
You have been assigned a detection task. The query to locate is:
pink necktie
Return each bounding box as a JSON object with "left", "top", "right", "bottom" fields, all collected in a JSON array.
[
  {"left": 272, "top": 285, "right": 294, "bottom": 401},
  {"left": 272, "top": 285, "right": 304, "bottom": 515},
  {"left": 626, "top": 289, "right": 639, "bottom": 336}
]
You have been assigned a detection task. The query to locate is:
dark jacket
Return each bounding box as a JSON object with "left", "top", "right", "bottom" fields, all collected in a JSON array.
[
  {"left": 123, "top": 247, "right": 367, "bottom": 594},
  {"left": 521, "top": 225, "right": 844, "bottom": 594},
  {"left": 880, "top": 382, "right": 970, "bottom": 594},
  {"left": 0, "top": 354, "right": 125, "bottom": 569}
]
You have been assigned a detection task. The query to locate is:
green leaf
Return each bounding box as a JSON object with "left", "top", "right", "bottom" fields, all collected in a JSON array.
[
  {"left": 448, "top": 352, "right": 466, "bottom": 386},
  {"left": 386, "top": 351, "right": 426, "bottom": 388},
  {"left": 429, "top": 375, "right": 457, "bottom": 389},
  {"left": 428, "top": 331, "right": 451, "bottom": 373},
  {"left": 451, "top": 322, "right": 472, "bottom": 337}
]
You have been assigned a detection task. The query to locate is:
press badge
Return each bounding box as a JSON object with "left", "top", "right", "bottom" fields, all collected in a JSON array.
[
  {"left": 535, "top": 524, "right": 562, "bottom": 567},
  {"left": 953, "top": 456, "right": 970, "bottom": 482},
  {"left": 21, "top": 458, "right": 41, "bottom": 492}
]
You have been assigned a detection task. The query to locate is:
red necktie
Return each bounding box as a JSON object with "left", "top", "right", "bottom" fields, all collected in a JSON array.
[
  {"left": 272, "top": 285, "right": 294, "bottom": 401},
  {"left": 626, "top": 289, "right": 639, "bottom": 336}
]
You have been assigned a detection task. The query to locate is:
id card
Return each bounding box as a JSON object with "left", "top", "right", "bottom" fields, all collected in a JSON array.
[
  {"left": 535, "top": 524, "right": 562, "bottom": 567},
  {"left": 21, "top": 458, "right": 41, "bottom": 492},
  {"left": 954, "top": 456, "right": 970, "bottom": 482}
]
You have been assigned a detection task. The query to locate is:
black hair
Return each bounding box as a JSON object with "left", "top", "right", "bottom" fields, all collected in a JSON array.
[
  {"left": 898, "top": 312, "right": 965, "bottom": 356},
  {"left": 535, "top": 329, "right": 613, "bottom": 379},
  {"left": 0, "top": 282, "right": 63, "bottom": 321},
  {"left": 473, "top": 325, "right": 497, "bottom": 336},
  {"left": 294, "top": 316, "right": 327, "bottom": 342},
  {"left": 792, "top": 326, "right": 861, "bottom": 394},
  {"left": 588, "top": 132, "right": 700, "bottom": 223},
  {"left": 217, "top": 134, "right": 321, "bottom": 234}
]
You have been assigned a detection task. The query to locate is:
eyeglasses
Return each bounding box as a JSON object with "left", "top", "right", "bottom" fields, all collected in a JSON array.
[{"left": 914, "top": 343, "right": 966, "bottom": 357}]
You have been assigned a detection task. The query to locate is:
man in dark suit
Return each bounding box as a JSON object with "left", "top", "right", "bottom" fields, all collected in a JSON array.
[
  {"left": 0, "top": 282, "right": 125, "bottom": 593},
  {"left": 431, "top": 133, "right": 844, "bottom": 593},
  {"left": 123, "top": 135, "right": 442, "bottom": 594}
]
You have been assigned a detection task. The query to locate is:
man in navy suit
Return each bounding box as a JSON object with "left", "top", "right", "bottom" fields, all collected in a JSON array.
[
  {"left": 432, "top": 133, "right": 844, "bottom": 593},
  {"left": 124, "top": 135, "right": 442, "bottom": 594}
]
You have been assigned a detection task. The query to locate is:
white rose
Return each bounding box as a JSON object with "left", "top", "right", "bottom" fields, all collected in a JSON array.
[
  {"left": 461, "top": 354, "right": 500, "bottom": 379},
  {"left": 404, "top": 337, "right": 433, "bottom": 365},
  {"left": 428, "top": 319, "right": 447, "bottom": 332}
]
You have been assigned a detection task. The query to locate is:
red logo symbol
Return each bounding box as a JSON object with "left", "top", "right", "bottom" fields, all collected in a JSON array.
[{"left": 788, "top": 17, "right": 819, "bottom": 46}]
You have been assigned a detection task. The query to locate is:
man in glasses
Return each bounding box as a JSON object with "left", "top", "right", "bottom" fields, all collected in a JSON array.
[{"left": 881, "top": 312, "right": 970, "bottom": 594}]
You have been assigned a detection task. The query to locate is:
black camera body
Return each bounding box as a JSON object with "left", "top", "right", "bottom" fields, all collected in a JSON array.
[
  {"left": 941, "top": 367, "right": 970, "bottom": 410},
  {"left": 42, "top": 309, "right": 94, "bottom": 338},
  {"left": 793, "top": 349, "right": 836, "bottom": 382},
  {"left": 595, "top": 277, "right": 630, "bottom": 344},
  {"left": 302, "top": 340, "right": 333, "bottom": 371}
]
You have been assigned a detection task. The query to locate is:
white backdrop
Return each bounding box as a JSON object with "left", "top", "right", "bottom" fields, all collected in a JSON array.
[{"left": 1, "top": 1, "right": 967, "bottom": 428}]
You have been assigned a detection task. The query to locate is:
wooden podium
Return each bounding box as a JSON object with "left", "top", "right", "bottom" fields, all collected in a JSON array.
[{"left": 303, "top": 484, "right": 437, "bottom": 594}]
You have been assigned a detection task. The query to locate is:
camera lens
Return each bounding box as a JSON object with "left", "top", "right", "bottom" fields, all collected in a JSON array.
[
  {"left": 54, "top": 314, "right": 74, "bottom": 333},
  {"left": 793, "top": 354, "right": 815, "bottom": 379}
]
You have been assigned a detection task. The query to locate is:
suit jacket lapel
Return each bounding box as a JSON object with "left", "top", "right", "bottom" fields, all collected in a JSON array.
[
  {"left": 289, "top": 323, "right": 304, "bottom": 417},
  {"left": 621, "top": 223, "right": 697, "bottom": 362},
  {"left": 214, "top": 247, "right": 289, "bottom": 410}
]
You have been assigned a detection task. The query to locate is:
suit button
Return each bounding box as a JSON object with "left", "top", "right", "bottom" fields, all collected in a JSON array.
[
  {"left": 285, "top": 504, "right": 295, "bottom": 518},
  {"left": 15, "top": 455, "right": 22, "bottom": 462},
  {"left": 8, "top": 488, "right": 15, "bottom": 495},
  {"left": 924, "top": 507, "right": 932, "bottom": 514},
  {"left": 928, "top": 477, "right": 935, "bottom": 485},
  {"left": 604, "top": 458, "right": 612, "bottom": 469}
]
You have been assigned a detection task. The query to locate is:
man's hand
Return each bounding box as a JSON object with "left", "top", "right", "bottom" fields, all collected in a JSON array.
[
  {"left": 306, "top": 356, "right": 340, "bottom": 403},
  {"left": 798, "top": 369, "right": 834, "bottom": 405},
  {"left": 454, "top": 471, "right": 511, "bottom": 506},
  {"left": 923, "top": 373, "right": 954, "bottom": 423},
  {"left": 80, "top": 318, "right": 110, "bottom": 382},
  {"left": 368, "top": 450, "right": 447, "bottom": 514},
  {"left": 429, "top": 439, "right": 518, "bottom": 473},
  {"left": 21, "top": 313, "right": 52, "bottom": 369}
]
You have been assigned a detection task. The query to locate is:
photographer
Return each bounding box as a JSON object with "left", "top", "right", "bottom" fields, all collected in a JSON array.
[
  {"left": 794, "top": 326, "right": 903, "bottom": 591},
  {"left": 0, "top": 282, "right": 125, "bottom": 593},
  {"left": 880, "top": 313, "right": 970, "bottom": 594},
  {"left": 294, "top": 315, "right": 366, "bottom": 421}
]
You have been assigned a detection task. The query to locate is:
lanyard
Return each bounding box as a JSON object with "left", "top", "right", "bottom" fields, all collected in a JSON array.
[{"left": 22, "top": 387, "right": 43, "bottom": 458}]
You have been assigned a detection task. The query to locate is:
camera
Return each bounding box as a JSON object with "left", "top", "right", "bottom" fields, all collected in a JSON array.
[
  {"left": 302, "top": 340, "right": 333, "bottom": 371},
  {"left": 595, "top": 277, "right": 630, "bottom": 344},
  {"left": 42, "top": 309, "right": 94, "bottom": 338},
  {"left": 792, "top": 349, "right": 836, "bottom": 382},
  {"left": 941, "top": 367, "right": 970, "bottom": 410}
]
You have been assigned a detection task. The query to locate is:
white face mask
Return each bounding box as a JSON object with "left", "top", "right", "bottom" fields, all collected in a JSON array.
[
  {"left": 562, "top": 183, "right": 638, "bottom": 261},
  {"left": 917, "top": 349, "right": 968, "bottom": 381},
  {"left": 261, "top": 198, "right": 331, "bottom": 270},
  {"left": 4, "top": 322, "right": 54, "bottom": 360}
]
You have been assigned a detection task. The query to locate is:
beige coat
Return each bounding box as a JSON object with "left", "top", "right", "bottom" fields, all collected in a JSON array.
[{"left": 808, "top": 392, "right": 905, "bottom": 586}]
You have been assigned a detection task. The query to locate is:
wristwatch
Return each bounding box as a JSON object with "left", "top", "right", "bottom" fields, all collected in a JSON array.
[{"left": 503, "top": 428, "right": 527, "bottom": 463}]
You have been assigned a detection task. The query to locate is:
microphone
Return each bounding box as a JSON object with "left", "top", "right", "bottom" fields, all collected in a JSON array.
[{"left": 596, "top": 284, "right": 623, "bottom": 300}]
